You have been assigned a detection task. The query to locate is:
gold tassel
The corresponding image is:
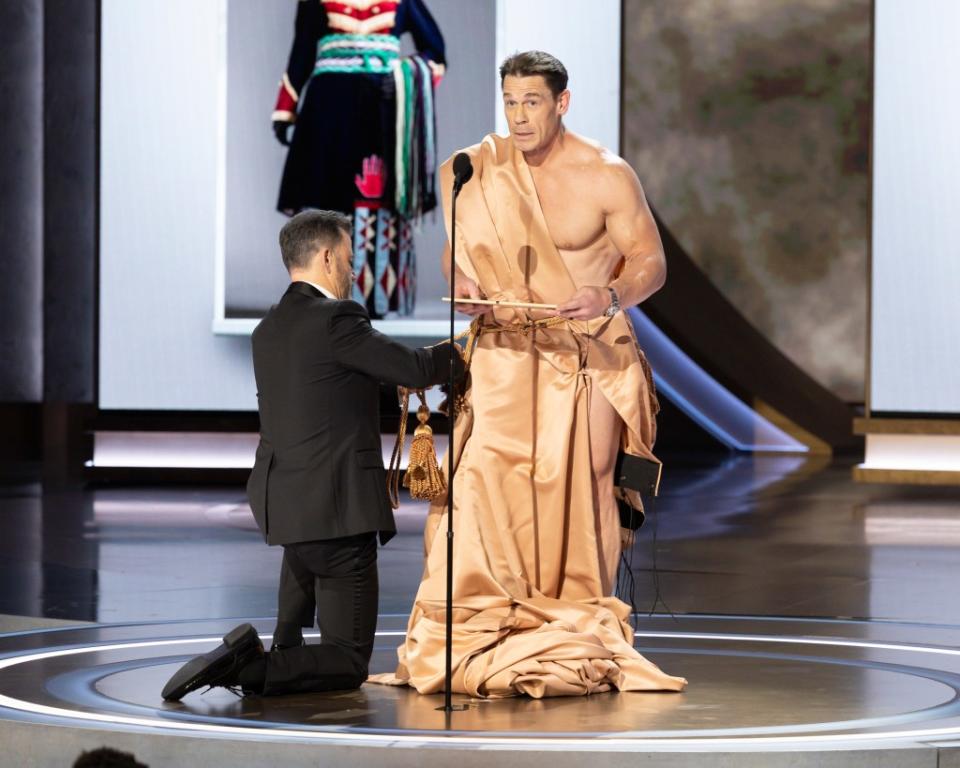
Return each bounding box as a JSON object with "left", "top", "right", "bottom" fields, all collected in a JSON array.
[
  {"left": 403, "top": 400, "right": 447, "bottom": 501},
  {"left": 386, "top": 387, "right": 410, "bottom": 510},
  {"left": 386, "top": 325, "right": 480, "bottom": 508}
]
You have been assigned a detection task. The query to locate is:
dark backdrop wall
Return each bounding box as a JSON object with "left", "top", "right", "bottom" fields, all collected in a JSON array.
[
  {"left": 0, "top": 0, "right": 97, "bottom": 472},
  {"left": 43, "top": 0, "right": 97, "bottom": 404},
  {"left": 0, "top": 0, "right": 44, "bottom": 402},
  {"left": 623, "top": 0, "right": 871, "bottom": 402}
]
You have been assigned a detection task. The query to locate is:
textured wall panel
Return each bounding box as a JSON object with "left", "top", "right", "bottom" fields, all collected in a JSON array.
[{"left": 622, "top": 0, "right": 870, "bottom": 402}]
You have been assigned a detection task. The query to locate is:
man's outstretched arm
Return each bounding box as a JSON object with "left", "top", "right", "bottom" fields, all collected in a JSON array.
[
  {"left": 329, "top": 302, "right": 462, "bottom": 388},
  {"left": 441, "top": 242, "right": 489, "bottom": 317},
  {"left": 439, "top": 146, "right": 489, "bottom": 318}
]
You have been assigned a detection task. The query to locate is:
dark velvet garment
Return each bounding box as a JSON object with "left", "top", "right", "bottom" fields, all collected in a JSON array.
[{"left": 276, "top": 0, "right": 446, "bottom": 216}]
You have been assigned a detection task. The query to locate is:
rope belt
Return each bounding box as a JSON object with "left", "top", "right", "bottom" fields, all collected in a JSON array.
[
  {"left": 423, "top": 313, "right": 583, "bottom": 385},
  {"left": 455, "top": 315, "right": 576, "bottom": 361},
  {"left": 476, "top": 315, "right": 571, "bottom": 336}
]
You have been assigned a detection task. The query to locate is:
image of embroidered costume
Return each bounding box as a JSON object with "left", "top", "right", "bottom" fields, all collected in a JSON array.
[{"left": 273, "top": 0, "right": 445, "bottom": 317}]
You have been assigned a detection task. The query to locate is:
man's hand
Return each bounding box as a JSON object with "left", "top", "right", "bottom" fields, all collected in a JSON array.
[
  {"left": 452, "top": 274, "right": 490, "bottom": 317},
  {"left": 557, "top": 286, "right": 611, "bottom": 320}
]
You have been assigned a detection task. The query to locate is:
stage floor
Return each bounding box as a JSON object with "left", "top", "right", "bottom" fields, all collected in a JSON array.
[{"left": 3, "top": 454, "right": 960, "bottom": 766}]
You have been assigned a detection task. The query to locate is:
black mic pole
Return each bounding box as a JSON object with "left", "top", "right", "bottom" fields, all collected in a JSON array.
[
  {"left": 443, "top": 177, "right": 457, "bottom": 714},
  {"left": 440, "top": 153, "right": 472, "bottom": 715}
]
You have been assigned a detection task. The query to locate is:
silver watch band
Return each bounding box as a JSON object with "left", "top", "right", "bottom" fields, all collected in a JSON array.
[{"left": 604, "top": 286, "right": 620, "bottom": 317}]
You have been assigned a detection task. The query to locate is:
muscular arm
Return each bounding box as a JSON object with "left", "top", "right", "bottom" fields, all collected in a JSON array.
[
  {"left": 557, "top": 158, "right": 665, "bottom": 320},
  {"left": 603, "top": 160, "right": 667, "bottom": 309}
]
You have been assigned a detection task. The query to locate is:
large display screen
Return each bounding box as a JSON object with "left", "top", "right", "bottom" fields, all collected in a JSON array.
[
  {"left": 871, "top": 0, "right": 960, "bottom": 414},
  {"left": 98, "top": 0, "right": 619, "bottom": 410}
]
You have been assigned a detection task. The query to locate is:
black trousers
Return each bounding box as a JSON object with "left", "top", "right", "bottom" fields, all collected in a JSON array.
[{"left": 262, "top": 532, "right": 378, "bottom": 696}]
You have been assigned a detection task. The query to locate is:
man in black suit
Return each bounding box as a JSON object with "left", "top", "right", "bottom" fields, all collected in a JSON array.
[{"left": 162, "top": 210, "right": 461, "bottom": 700}]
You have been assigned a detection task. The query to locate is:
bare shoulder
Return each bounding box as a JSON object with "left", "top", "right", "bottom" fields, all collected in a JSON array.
[
  {"left": 583, "top": 143, "right": 645, "bottom": 213},
  {"left": 600, "top": 150, "right": 642, "bottom": 192},
  {"left": 568, "top": 133, "right": 640, "bottom": 187},
  {"left": 440, "top": 142, "right": 483, "bottom": 174},
  {"left": 564, "top": 132, "right": 606, "bottom": 165}
]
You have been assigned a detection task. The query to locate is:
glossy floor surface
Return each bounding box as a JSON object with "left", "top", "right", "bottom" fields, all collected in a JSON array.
[
  {"left": 5, "top": 454, "right": 960, "bottom": 626},
  {"left": 3, "top": 454, "right": 960, "bottom": 766}
]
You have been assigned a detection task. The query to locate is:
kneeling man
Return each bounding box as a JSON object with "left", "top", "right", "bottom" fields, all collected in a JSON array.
[{"left": 163, "top": 210, "right": 462, "bottom": 700}]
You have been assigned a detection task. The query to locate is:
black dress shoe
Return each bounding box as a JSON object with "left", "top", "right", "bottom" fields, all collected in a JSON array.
[{"left": 162, "top": 623, "right": 264, "bottom": 701}]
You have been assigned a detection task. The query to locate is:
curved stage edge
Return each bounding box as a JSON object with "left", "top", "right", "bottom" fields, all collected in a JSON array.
[{"left": 4, "top": 615, "right": 960, "bottom": 767}]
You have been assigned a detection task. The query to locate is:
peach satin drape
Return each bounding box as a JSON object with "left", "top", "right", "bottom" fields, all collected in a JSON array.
[{"left": 373, "top": 135, "right": 687, "bottom": 698}]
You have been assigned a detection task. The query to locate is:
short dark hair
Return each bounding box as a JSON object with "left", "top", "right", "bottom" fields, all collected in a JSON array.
[
  {"left": 73, "top": 747, "right": 148, "bottom": 768},
  {"left": 499, "top": 51, "right": 568, "bottom": 98},
  {"left": 279, "top": 209, "right": 352, "bottom": 272}
]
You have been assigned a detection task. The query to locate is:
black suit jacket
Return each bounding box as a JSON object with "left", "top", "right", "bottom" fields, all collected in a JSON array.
[{"left": 247, "top": 282, "right": 456, "bottom": 546}]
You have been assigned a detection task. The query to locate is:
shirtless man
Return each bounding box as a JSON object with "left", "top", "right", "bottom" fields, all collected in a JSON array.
[
  {"left": 445, "top": 50, "right": 667, "bottom": 560},
  {"left": 379, "top": 51, "right": 685, "bottom": 697}
]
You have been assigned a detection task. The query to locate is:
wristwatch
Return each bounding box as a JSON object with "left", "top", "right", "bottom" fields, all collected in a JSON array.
[{"left": 603, "top": 287, "right": 621, "bottom": 317}]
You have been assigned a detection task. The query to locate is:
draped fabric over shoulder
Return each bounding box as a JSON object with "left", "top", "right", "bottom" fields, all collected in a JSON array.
[{"left": 372, "top": 134, "right": 687, "bottom": 698}]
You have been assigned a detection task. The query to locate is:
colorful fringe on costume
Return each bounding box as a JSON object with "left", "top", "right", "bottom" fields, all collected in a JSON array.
[{"left": 393, "top": 54, "right": 438, "bottom": 220}]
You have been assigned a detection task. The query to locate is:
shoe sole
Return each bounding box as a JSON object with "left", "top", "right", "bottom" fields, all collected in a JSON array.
[{"left": 161, "top": 624, "right": 262, "bottom": 701}]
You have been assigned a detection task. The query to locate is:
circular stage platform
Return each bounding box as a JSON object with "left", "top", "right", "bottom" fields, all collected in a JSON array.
[{"left": 3, "top": 614, "right": 960, "bottom": 767}]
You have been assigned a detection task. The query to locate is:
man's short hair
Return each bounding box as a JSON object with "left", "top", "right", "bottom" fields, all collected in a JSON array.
[
  {"left": 73, "top": 746, "right": 148, "bottom": 768},
  {"left": 499, "top": 51, "right": 568, "bottom": 98},
  {"left": 279, "top": 209, "right": 352, "bottom": 272}
]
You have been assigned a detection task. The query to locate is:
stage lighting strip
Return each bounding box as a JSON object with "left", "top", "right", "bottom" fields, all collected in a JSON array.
[
  {"left": 2, "top": 630, "right": 960, "bottom": 748},
  {"left": 627, "top": 308, "right": 806, "bottom": 453}
]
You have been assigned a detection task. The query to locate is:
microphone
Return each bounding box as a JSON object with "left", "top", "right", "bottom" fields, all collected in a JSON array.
[
  {"left": 443, "top": 150, "right": 473, "bottom": 715},
  {"left": 452, "top": 152, "right": 473, "bottom": 196}
]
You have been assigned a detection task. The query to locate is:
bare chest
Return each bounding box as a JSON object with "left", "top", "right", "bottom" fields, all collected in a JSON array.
[{"left": 529, "top": 168, "right": 609, "bottom": 252}]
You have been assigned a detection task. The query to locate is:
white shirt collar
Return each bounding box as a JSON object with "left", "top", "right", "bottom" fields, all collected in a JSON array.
[{"left": 301, "top": 280, "right": 337, "bottom": 300}]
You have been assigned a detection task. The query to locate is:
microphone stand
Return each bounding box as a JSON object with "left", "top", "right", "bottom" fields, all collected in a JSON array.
[{"left": 440, "top": 175, "right": 468, "bottom": 714}]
